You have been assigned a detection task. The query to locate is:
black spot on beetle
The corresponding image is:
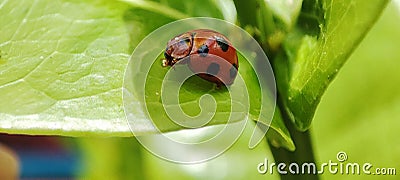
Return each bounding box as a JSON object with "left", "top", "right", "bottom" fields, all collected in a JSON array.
[
  {"left": 179, "top": 38, "right": 190, "bottom": 45},
  {"left": 184, "top": 38, "right": 191, "bottom": 43},
  {"left": 230, "top": 64, "right": 238, "bottom": 78},
  {"left": 207, "top": 63, "right": 220, "bottom": 76},
  {"left": 215, "top": 36, "right": 229, "bottom": 52},
  {"left": 197, "top": 44, "right": 209, "bottom": 57}
]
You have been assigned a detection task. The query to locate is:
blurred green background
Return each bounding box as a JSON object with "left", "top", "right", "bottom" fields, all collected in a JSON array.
[{"left": 312, "top": 1, "right": 400, "bottom": 179}]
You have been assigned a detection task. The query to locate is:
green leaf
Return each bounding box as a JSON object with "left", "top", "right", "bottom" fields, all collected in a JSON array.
[
  {"left": 274, "top": 0, "right": 389, "bottom": 131},
  {"left": 313, "top": 4, "right": 400, "bottom": 178},
  {"left": 122, "top": 0, "right": 225, "bottom": 50},
  {"left": 134, "top": 53, "right": 258, "bottom": 133},
  {"left": 125, "top": 48, "right": 265, "bottom": 132},
  {"left": 0, "top": 0, "right": 227, "bottom": 136},
  {"left": 266, "top": 108, "right": 295, "bottom": 151},
  {"left": 156, "top": 0, "right": 224, "bottom": 19},
  {"left": 0, "top": 0, "right": 132, "bottom": 136}
]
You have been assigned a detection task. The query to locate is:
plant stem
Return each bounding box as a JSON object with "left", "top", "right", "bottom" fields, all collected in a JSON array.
[
  {"left": 268, "top": 98, "right": 318, "bottom": 180},
  {"left": 233, "top": 0, "right": 319, "bottom": 179}
]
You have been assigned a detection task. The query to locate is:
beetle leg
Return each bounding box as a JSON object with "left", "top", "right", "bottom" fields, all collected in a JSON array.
[
  {"left": 215, "top": 83, "right": 221, "bottom": 89},
  {"left": 172, "top": 59, "right": 179, "bottom": 65},
  {"left": 162, "top": 59, "right": 168, "bottom": 67}
]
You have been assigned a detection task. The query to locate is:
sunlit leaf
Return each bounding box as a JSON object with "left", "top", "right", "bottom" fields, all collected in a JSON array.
[
  {"left": 0, "top": 0, "right": 131, "bottom": 136},
  {"left": 275, "top": 0, "right": 389, "bottom": 131},
  {"left": 0, "top": 0, "right": 228, "bottom": 136}
]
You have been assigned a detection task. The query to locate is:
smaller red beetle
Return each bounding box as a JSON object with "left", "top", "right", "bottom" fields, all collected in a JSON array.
[{"left": 163, "top": 29, "right": 239, "bottom": 86}]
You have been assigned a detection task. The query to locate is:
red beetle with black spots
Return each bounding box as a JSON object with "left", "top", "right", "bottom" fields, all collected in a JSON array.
[{"left": 162, "top": 29, "right": 239, "bottom": 86}]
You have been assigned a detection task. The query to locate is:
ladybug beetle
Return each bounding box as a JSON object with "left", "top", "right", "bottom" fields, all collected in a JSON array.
[{"left": 162, "top": 29, "right": 239, "bottom": 86}]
